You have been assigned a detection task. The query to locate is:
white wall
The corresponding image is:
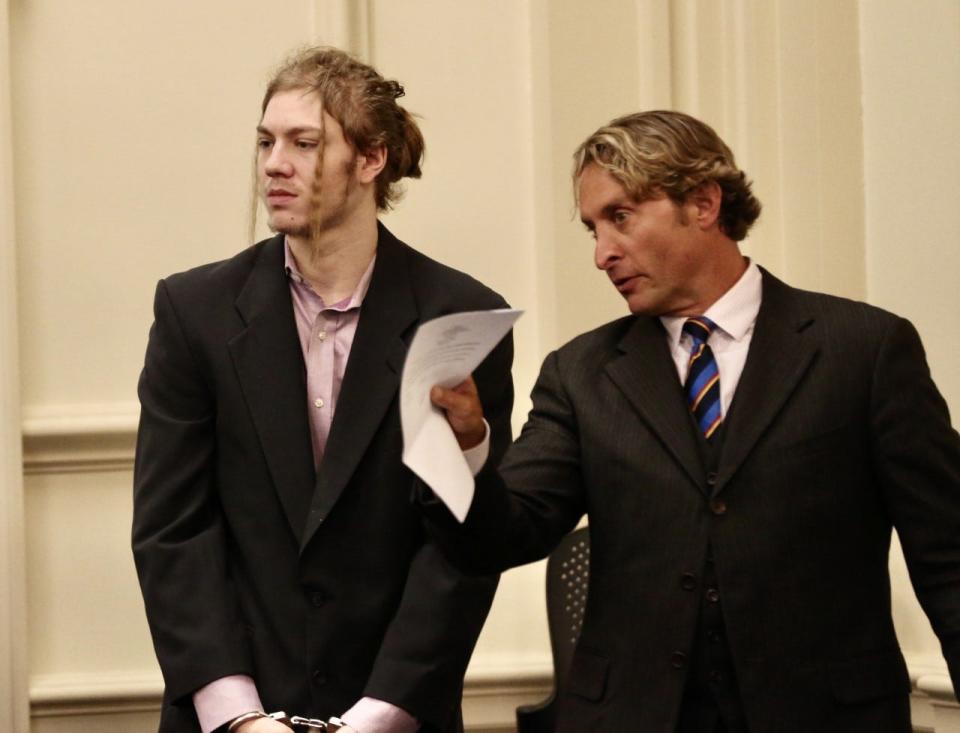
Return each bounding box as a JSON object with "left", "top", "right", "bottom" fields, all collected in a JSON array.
[{"left": 2, "top": 1, "right": 958, "bottom": 731}]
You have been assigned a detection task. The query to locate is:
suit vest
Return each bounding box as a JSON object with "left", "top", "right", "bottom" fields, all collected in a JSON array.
[{"left": 675, "top": 424, "right": 750, "bottom": 733}]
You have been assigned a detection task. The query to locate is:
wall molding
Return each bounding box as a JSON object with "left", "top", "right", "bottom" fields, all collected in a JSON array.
[
  {"left": 0, "top": 0, "right": 30, "bottom": 728},
  {"left": 310, "top": 0, "right": 372, "bottom": 60},
  {"left": 28, "top": 658, "right": 955, "bottom": 725},
  {"left": 21, "top": 403, "right": 138, "bottom": 475},
  {"left": 29, "top": 661, "right": 553, "bottom": 724}
]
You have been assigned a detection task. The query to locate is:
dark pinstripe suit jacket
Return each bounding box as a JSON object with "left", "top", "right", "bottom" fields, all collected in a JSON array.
[{"left": 423, "top": 269, "right": 960, "bottom": 732}]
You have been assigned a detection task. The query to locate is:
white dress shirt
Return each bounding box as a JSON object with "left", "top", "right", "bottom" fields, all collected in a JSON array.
[{"left": 660, "top": 261, "right": 762, "bottom": 417}]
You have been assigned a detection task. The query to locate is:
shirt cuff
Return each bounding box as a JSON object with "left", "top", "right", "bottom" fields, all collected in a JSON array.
[
  {"left": 340, "top": 697, "right": 419, "bottom": 733},
  {"left": 192, "top": 675, "right": 263, "bottom": 733},
  {"left": 463, "top": 419, "right": 490, "bottom": 476}
]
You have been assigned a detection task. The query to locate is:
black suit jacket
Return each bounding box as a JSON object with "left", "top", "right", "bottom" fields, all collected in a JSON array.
[
  {"left": 133, "top": 223, "right": 514, "bottom": 732},
  {"left": 423, "top": 269, "right": 960, "bottom": 732}
]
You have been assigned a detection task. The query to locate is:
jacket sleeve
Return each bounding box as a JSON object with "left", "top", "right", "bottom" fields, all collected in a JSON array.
[
  {"left": 871, "top": 315, "right": 960, "bottom": 698},
  {"left": 132, "top": 279, "right": 254, "bottom": 705},
  {"left": 420, "top": 348, "right": 589, "bottom": 576},
  {"left": 361, "top": 330, "right": 514, "bottom": 731}
]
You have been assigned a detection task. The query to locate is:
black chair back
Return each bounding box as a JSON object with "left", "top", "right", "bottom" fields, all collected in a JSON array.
[{"left": 516, "top": 526, "right": 590, "bottom": 733}]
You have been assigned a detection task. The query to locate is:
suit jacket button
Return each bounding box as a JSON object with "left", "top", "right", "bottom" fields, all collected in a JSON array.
[
  {"left": 709, "top": 498, "right": 727, "bottom": 516},
  {"left": 312, "top": 669, "right": 327, "bottom": 685},
  {"left": 671, "top": 651, "right": 687, "bottom": 669},
  {"left": 706, "top": 588, "right": 721, "bottom": 603},
  {"left": 680, "top": 573, "right": 697, "bottom": 591}
]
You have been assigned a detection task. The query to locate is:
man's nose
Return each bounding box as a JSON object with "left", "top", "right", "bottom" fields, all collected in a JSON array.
[
  {"left": 264, "top": 144, "right": 293, "bottom": 177},
  {"left": 594, "top": 228, "right": 620, "bottom": 270}
]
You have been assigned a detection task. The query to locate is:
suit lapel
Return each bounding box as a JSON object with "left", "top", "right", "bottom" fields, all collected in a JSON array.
[
  {"left": 228, "top": 235, "right": 317, "bottom": 540},
  {"left": 300, "top": 225, "right": 417, "bottom": 547},
  {"left": 604, "top": 316, "right": 704, "bottom": 491},
  {"left": 715, "top": 269, "right": 818, "bottom": 493}
]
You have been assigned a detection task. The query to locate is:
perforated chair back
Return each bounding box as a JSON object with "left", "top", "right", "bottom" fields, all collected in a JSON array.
[
  {"left": 516, "top": 526, "right": 591, "bottom": 733},
  {"left": 546, "top": 526, "right": 590, "bottom": 689}
]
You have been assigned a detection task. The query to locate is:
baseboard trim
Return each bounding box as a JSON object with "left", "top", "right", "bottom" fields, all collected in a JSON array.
[{"left": 30, "top": 663, "right": 554, "bottom": 722}]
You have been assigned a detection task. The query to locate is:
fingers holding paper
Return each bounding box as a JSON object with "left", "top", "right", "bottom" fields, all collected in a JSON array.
[{"left": 431, "top": 377, "right": 486, "bottom": 450}]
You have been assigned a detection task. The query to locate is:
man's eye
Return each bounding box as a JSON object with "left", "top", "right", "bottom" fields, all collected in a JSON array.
[
  {"left": 296, "top": 140, "right": 318, "bottom": 149},
  {"left": 613, "top": 211, "right": 629, "bottom": 224},
  {"left": 257, "top": 139, "right": 272, "bottom": 149}
]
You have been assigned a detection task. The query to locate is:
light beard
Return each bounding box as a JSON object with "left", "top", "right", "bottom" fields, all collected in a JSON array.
[
  {"left": 263, "top": 165, "right": 361, "bottom": 243},
  {"left": 266, "top": 201, "right": 351, "bottom": 246},
  {"left": 267, "top": 213, "right": 311, "bottom": 238}
]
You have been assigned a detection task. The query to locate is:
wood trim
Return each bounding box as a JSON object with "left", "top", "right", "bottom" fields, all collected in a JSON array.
[
  {"left": 21, "top": 403, "right": 138, "bottom": 475},
  {"left": 310, "top": 0, "right": 372, "bottom": 60},
  {"left": 0, "top": 0, "right": 30, "bottom": 728},
  {"left": 30, "top": 663, "right": 553, "bottom": 723},
  {"left": 27, "top": 660, "right": 955, "bottom": 730}
]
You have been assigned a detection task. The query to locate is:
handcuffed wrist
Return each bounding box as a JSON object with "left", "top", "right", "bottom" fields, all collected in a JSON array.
[
  {"left": 227, "top": 710, "right": 268, "bottom": 731},
  {"left": 225, "top": 711, "right": 348, "bottom": 731}
]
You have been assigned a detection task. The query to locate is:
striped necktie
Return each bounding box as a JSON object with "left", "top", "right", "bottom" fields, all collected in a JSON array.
[{"left": 683, "top": 316, "right": 722, "bottom": 440}]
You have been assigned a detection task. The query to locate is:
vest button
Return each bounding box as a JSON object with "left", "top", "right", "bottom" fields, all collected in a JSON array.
[
  {"left": 706, "top": 588, "right": 721, "bottom": 603},
  {"left": 709, "top": 498, "right": 727, "bottom": 516},
  {"left": 680, "top": 573, "right": 697, "bottom": 591},
  {"left": 305, "top": 589, "right": 327, "bottom": 607},
  {"left": 671, "top": 651, "right": 687, "bottom": 669},
  {"left": 706, "top": 471, "right": 719, "bottom": 486}
]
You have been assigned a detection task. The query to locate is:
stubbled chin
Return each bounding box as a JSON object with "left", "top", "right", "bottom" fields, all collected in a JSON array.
[{"left": 268, "top": 214, "right": 310, "bottom": 237}]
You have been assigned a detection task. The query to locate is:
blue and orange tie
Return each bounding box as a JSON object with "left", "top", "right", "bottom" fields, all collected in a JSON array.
[{"left": 683, "top": 316, "right": 722, "bottom": 440}]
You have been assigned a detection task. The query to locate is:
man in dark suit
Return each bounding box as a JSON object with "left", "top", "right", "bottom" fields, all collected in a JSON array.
[
  {"left": 132, "top": 47, "right": 513, "bottom": 733},
  {"left": 427, "top": 110, "right": 960, "bottom": 732}
]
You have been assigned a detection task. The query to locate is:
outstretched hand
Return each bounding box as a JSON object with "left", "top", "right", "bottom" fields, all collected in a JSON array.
[{"left": 430, "top": 376, "right": 486, "bottom": 450}]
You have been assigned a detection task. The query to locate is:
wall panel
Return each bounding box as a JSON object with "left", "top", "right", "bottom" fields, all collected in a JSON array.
[{"left": 11, "top": 0, "right": 314, "bottom": 411}]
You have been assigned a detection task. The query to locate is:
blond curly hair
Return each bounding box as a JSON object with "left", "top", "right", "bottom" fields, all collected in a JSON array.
[{"left": 573, "top": 111, "right": 761, "bottom": 241}]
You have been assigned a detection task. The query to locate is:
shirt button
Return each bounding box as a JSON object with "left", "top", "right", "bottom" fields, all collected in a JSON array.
[
  {"left": 671, "top": 651, "right": 687, "bottom": 669},
  {"left": 317, "top": 331, "right": 327, "bottom": 341},
  {"left": 314, "top": 398, "right": 324, "bottom": 408},
  {"left": 709, "top": 498, "right": 727, "bottom": 516},
  {"left": 706, "top": 588, "right": 721, "bottom": 603},
  {"left": 680, "top": 573, "right": 697, "bottom": 591}
]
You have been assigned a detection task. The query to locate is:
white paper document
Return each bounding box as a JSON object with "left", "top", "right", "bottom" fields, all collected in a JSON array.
[{"left": 401, "top": 308, "right": 522, "bottom": 522}]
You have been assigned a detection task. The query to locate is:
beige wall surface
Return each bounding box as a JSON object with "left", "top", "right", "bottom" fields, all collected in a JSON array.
[
  {"left": 12, "top": 0, "right": 313, "bottom": 410},
  {"left": 3, "top": 0, "right": 959, "bottom": 731}
]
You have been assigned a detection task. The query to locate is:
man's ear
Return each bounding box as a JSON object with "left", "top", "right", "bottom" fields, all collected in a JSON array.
[
  {"left": 688, "top": 180, "right": 722, "bottom": 230},
  {"left": 357, "top": 144, "right": 387, "bottom": 184}
]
